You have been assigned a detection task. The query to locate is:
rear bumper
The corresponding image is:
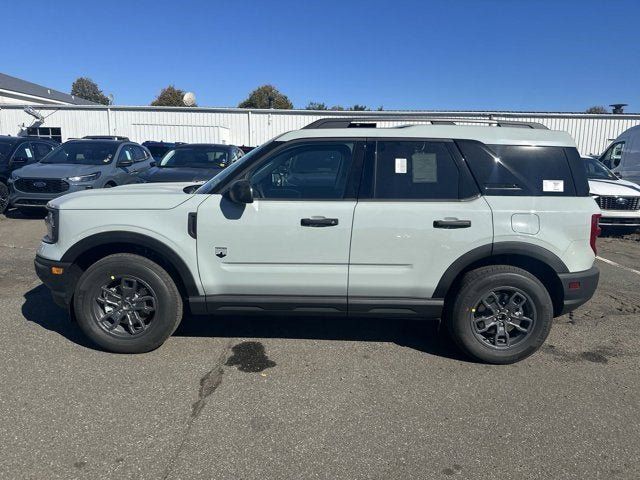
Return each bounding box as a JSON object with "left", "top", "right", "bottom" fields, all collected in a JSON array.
[
  {"left": 34, "top": 255, "right": 75, "bottom": 308},
  {"left": 558, "top": 266, "right": 599, "bottom": 315}
]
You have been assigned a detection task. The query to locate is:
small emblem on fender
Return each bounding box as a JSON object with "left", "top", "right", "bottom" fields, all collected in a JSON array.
[{"left": 215, "top": 247, "right": 227, "bottom": 258}]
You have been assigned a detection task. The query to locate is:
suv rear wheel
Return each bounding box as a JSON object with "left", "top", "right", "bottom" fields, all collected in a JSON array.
[
  {"left": 73, "top": 253, "right": 183, "bottom": 353},
  {"left": 446, "top": 265, "right": 553, "bottom": 364}
]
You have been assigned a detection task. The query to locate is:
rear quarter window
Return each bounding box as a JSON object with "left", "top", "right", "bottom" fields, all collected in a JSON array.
[{"left": 456, "top": 140, "right": 580, "bottom": 196}]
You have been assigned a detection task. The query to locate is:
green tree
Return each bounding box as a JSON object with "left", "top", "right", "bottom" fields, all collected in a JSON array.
[
  {"left": 329, "top": 105, "right": 345, "bottom": 111},
  {"left": 151, "top": 85, "right": 195, "bottom": 107},
  {"left": 350, "top": 104, "right": 369, "bottom": 111},
  {"left": 586, "top": 105, "right": 608, "bottom": 114},
  {"left": 70, "top": 77, "right": 110, "bottom": 105},
  {"left": 305, "top": 102, "right": 327, "bottom": 110},
  {"left": 238, "top": 85, "right": 293, "bottom": 109}
]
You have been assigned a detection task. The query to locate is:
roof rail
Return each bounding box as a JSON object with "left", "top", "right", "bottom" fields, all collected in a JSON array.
[{"left": 302, "top": 117, "right": 549, "bottom": 130}]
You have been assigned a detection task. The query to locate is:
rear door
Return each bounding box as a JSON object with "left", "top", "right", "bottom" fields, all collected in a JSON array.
[{"left": 348, "top": 139, "right": 493, "bottom": 313}]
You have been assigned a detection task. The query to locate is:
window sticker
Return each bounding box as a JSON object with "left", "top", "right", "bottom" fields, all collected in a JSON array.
[
  {"left": 395, "top": 157, "right": 407, "bottom": 174},
  {"left": 411, "top": 152, "right": 437, "bottom": 183},
  {"left": 25, "top": 148, "right": 33, "bottom": 158},
  {"left": 542, "top": 180, "right": 564, "bottom": 192}
]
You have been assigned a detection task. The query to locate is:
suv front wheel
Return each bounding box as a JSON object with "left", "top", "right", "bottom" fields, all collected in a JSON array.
[
  {"left": 73, "top": 253, "right": 183, "bottom": 353},
  {"left": 446, "top": 265, "right": 553, "bottom": 364}
]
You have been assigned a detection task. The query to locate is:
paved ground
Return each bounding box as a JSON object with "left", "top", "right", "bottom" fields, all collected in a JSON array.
[{"left": 0, "top": 211, "right": 639, "bottom": 480}]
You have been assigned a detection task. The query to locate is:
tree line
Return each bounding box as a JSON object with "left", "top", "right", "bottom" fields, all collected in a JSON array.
[
  {"left": 69, "top": 77, "right": 618, "bottom": 113},
  {"left": 69, "top": 78, "right": 377, "bottom": 110}
]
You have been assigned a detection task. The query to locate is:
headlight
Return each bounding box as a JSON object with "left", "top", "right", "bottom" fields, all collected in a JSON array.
[
  {"left": 43, "top": 207, "right": 59, "bottom": 244},
  {"left": 67, "top": 172, "right": 101, "bottom": 182},
  {"left": 10, "top": 171, "right": 19, "bottom": 180}
]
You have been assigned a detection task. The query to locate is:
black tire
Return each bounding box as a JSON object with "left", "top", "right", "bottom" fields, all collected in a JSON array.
[
  {"left": 73, "top": 253, "right": 183, "bottom": 353},
  {"left": 0, "top": 181, "right": 8, "bottom": 214},
  {"left": 104, "top": 182, "right": 116, "bottom": 188},
  {"left": 446, "top": 265, "right": 553, "bottom": 364}
]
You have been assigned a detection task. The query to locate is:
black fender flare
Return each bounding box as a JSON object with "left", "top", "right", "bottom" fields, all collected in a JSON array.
[
  {"left": 61, "top": 231, "right": 200, "bottom": 297},
  {"left": 433, "top": 241, "right": 569, "bottom": 298}
]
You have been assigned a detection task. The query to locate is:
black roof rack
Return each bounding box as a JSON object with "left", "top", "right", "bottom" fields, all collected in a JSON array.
[
  {"left": 82, "top": 135, "right": 130, "bottom": 141},
  {"left": 302, "top": 117, "right": 548, "bottom": 130}
]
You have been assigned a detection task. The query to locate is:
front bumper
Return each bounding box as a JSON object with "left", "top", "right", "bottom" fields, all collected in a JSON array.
[
  {"left": 34, "top": 255, "right": 76, "bottom": 309},
  {"left": 9, "top": 181, "right": 95, "bottom": 208},
  {"left": 598, "top": 208, "right": 640, "bottom": 227},
  {"left": 558, "top": 266, "right": 599, "bottom": 315}
]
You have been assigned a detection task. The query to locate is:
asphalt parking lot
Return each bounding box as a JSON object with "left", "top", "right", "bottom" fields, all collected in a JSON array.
[{"left": 0, "top": 212, "right": 639, "bottom": 480}]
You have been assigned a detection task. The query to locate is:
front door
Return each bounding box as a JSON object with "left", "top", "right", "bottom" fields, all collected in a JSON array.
[{"left": 196, "top": 140, "right": 365, "bottom": 312}]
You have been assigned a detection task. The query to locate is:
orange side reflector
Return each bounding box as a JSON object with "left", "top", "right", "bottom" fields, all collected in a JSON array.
[{"left": 51, "top": 267, "right": 64, "bottom": 275}]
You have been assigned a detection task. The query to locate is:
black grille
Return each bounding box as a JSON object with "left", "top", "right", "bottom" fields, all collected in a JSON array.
[
  {"left": 14, "top": 178, "right": 69, "bottom": 193},
  {"left": 595, "top": 196, "right": 640, "bottom": 211}
]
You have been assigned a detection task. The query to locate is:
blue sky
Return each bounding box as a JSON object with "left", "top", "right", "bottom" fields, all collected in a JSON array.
[{"left": 2, "top": 0, "right": 639, "bottom": 111}]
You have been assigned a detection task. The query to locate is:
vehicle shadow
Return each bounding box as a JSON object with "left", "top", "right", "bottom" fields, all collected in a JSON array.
[
  {"left": 175, "top": 312, "right": 469, "bottom": 362},
  {"left": 22, "top": 284, "right": 468, "bottom": 361},
  {"left": 4, "top": 208, "right": 47, "bottom": 220},
  {"left": 22, "top": 284, "right": 95, "bottom": 349}
]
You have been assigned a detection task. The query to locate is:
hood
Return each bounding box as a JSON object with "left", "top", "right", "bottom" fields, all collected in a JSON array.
[
  {"left": 588, "top": 178, "right": 640, "bottom": 197},
  {"left": 141, "top": 166, "right": 223, "bottom": 183},
  {"left": 49, "top": 182, "right": 201, "bottom": 210},
  {"left": 13, "top": 162, "right": 104, "bottom": 179}
]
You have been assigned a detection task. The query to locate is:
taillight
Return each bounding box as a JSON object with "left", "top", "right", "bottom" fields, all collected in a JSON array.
[{"left": 590, "top": 214, "right": 602, "bottom": 255}]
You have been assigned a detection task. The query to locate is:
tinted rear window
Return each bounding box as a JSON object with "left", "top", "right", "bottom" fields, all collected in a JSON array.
[{"left": 456, "top": 141, "right": 578, "bottom": 196}]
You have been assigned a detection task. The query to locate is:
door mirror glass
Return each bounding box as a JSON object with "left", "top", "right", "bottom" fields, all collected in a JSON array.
[
  {"left": 227, "top": 179, "right": 254, "bottom": 204},
  {"left": 117, "top": 159, "right": 134, "bottom": 167}
]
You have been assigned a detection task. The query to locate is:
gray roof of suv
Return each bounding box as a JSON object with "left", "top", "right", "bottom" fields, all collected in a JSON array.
[
  {"left": 0, "top": 72, "right": 98, "bottom": 105},
  {"left": 280, "top": 124, "right": 576, "bottom": 148}
]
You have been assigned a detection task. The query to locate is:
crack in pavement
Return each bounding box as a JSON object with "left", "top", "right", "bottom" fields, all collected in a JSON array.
[{"left": 161, "top": 340, "right": 234, "bottom": 480}]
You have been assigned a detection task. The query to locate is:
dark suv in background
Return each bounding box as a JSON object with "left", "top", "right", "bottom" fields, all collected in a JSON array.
[
  {"left": 139, "top": 143, "right": 243, "bottom": 183},
  {"left": 0, "top": 136, "right": 58, "bottom": 213}
]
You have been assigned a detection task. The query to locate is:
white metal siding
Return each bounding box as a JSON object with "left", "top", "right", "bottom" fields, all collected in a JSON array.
[{"left": 1, "top": 105, "right": 640, "bottom": 155}]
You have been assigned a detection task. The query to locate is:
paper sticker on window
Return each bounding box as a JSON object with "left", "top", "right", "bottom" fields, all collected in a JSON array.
[
  {"left": 395, "top": 157, "right": 407, "bottom": 174},
  {"left": 26, "top": 148, "right": 33, "bottom": 158},
  {"left": 411, "top": 152, "right": 437, "bottom": 183},
  {"left": 542, "top": 180, "right": 564, "bottom": 192}
]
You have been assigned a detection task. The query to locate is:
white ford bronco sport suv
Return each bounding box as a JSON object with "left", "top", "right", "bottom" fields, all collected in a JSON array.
[{"left": 35, "top": 117, "right": 601, "bottom": 364}]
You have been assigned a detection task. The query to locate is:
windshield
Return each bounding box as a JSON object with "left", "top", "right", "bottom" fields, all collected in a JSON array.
[
  {"left": 584, "top": 156, "right": 617, "bottom": 180},
  {"left": 41, "top": 141, "right": 118, "bottom": 165},
  {"left": 195, "top": 140, "right": 277, "bottom": 194},
  {"left": 0, "top": 140, "right": 15, "bottom": 162},
  {"left": 160, "top": 146, "right": 229, "bottom": 169}
]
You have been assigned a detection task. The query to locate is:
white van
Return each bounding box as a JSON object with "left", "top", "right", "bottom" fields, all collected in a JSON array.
[{"left": 599, "top": 125, "right": 640, "bottom": 184}]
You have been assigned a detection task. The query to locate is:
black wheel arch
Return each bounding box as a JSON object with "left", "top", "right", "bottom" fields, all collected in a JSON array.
[
  {"left": 434, "top": 242, "right": 568, "bottom": 316},
  {"left": 61, "top": 231, "right": 200, "bottom": 298}
]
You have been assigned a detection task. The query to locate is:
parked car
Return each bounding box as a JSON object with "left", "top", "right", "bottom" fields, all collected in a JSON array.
[
  {"left": 598, "top": 125, "right": 640, "bottom": 184},
  {"left": 0, "top": 136, "right": 57, "bottom": 213},
  {"left": 8, "top": 139, "right": 153, "bottom": 213},
  {"left": 584, "top": 156, "right": 640, "bottom": 229},
  {"left": 35, "top": 117, "right": 600, "bottom": 363},
  {"left": 141, "top": 141, "right": 185, "bottom": 161},
  {"left": 139, "top": 143, "right": 244, "bottom": 183}
]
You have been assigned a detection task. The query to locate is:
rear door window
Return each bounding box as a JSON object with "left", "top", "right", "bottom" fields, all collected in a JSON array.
[
  {"left": 370, "top": 141, "right": 462, "bottom": 200},
  {"left": 457, "top": 141, "right": 577, "bottom": 196}
]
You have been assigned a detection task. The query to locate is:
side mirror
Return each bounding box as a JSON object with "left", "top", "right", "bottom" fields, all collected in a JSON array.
[
  {"left": 117, "top": 159, "right": 134, "bottom": 168},
  {"left": 227, "top": 179, "right": 254, "bottom": 204}
]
